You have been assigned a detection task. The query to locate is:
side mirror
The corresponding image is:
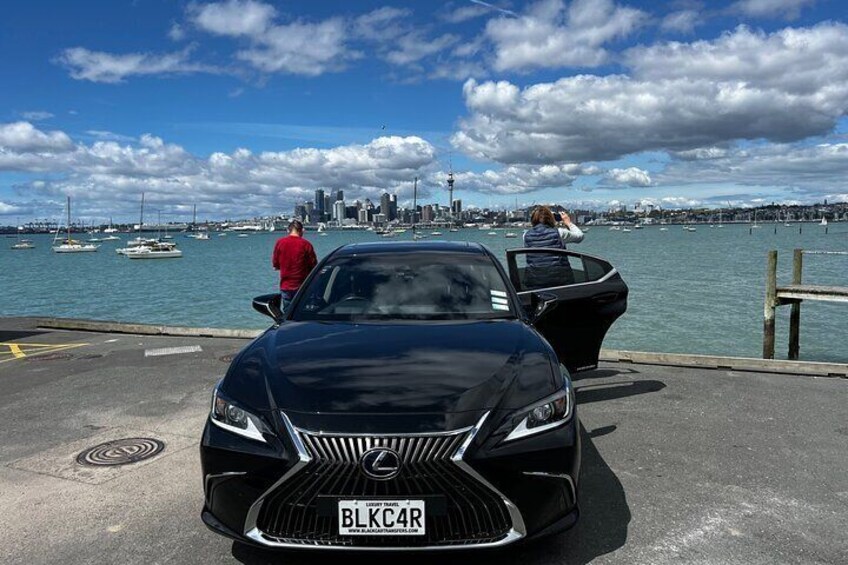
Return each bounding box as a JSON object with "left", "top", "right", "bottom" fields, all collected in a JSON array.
[
  {"left": 252, "top": 293, "right": 283, "bottom": 324},
  {"left": 529, "top": 291, "right": 558, "bottom": 324}
]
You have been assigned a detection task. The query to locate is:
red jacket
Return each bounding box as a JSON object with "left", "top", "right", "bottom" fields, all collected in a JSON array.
[{"left": 272, "top": 235, "right": 317, "bottom": 291}]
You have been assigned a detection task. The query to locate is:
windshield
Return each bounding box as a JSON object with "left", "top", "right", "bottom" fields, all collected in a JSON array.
[{"left": 291, "top": 251, "right": 515, "bottom": 321}]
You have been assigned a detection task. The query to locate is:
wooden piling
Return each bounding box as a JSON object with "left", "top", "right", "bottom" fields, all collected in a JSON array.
[
  {"left": 763, "top": 250, "right": 777, "bottom": 359},
  {"left": 788, "top": 249, "right": 803, "bottom": 360}
]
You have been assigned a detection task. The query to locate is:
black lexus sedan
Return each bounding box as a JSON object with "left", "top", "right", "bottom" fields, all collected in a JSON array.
[{"left": 201, "top": 241, "right": 627, "bottom": 550}]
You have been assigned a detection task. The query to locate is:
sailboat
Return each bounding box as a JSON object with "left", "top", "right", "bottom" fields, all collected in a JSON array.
[
  {"left": 751, "top": 210, "right": 761, "bottom": 228},
  {"left": 821, "top": 215, "right": 828, "bottom": 226},
  {"left": 11, "top": 220, "right": 35, "bottom": 249},
  {"left": 125, "top": 240, "right": 182, "bottom": 259},
  {"left": 118, "top": 193, "right": 158, "bottom": 253},
  {"left": 53, "top": 197, "right": 99, "bottom": 253}
]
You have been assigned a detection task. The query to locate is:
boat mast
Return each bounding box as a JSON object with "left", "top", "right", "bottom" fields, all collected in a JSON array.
[
  {"left": 67, "top": 196, "right": 71, "bottom": 243},
  {"left": 139, "top": 192, "right": 145, "bottom": 237}
]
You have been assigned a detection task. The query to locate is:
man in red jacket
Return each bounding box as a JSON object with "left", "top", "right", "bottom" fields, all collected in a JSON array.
[{"left": 272, "top": 220, "right": 317, "bottom": 311}]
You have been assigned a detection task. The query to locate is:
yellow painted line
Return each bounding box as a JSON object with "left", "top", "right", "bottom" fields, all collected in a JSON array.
[
  {"left": 0, "top": 342, "right": 89, "bottom": 365},
  {"left": 0, "top": 342, "right": 83, "bottom": 347}
]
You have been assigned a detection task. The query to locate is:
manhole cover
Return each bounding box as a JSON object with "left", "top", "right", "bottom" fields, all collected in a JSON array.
[
  {"left": 76, "top": 438, "right": 165, "bottom": 467},
  {"left": 26, "top": 353, "right": 74, "bottom": 362}
]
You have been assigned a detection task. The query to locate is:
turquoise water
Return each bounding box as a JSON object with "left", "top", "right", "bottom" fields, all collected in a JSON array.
[{"left": 2, "top": 225, "right": 846, "bottom": 362}]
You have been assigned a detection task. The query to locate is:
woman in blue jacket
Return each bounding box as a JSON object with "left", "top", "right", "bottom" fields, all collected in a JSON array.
[{"left": 522, "top": 206, "right": 584, "bottom": 289}]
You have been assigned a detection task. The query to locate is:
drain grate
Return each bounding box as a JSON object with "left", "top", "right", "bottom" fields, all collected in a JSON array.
[{"left": 76, "top": 438, "right": 165, "bottom": 467}]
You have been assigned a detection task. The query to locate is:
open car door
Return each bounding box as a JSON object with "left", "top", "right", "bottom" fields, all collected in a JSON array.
[{"left": 506, "top": 248, "right": 628, "bottom": 374}]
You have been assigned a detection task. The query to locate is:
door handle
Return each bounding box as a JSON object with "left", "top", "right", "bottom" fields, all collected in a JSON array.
[{"left": 593, "top": 292, "right": 618, "bottom": 305}]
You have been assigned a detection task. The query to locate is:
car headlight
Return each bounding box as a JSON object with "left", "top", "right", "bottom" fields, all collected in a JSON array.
[
  {"left": 504, "top": 370, "right": 574, "bottom": 442},
  {"left": 210, "top": 385, "right": 268, "bottom": 443}
]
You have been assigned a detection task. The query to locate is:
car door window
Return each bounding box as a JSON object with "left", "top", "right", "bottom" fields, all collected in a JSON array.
[{"left": 510, "top": 251, "right": 612, "bottom": 292}]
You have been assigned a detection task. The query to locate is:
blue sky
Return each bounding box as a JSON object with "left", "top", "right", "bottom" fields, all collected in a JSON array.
[{"left": 1, "top": 0, "right": 848, "bottom": 222}]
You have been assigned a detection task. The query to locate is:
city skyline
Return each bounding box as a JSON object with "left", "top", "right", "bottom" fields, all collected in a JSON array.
[{"left": 2, "top": 0, "right": 848, "bottom": 223}]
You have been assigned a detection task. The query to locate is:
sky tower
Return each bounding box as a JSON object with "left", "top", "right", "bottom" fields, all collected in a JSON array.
[{"left": 447, "top": 170, "right": 455, "bottom": 220}]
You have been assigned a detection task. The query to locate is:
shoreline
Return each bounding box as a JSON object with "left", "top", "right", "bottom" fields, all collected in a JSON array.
[{"left": 31, "top": 316, "right": 848, "bottom": 378}]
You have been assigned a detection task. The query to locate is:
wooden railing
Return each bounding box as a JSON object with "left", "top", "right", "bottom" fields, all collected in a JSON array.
[{"left": 763, "top": 249, "right": 848, "bottom": 359}]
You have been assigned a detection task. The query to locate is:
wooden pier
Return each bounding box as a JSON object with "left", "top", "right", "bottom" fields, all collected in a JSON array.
[{"left": 763, "top": 249, "right": 848, "bottom": 360}]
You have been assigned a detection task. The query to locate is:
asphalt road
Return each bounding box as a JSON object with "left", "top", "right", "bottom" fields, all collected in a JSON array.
[{"left": 1, "top": 317, "right": 846, "bottom": 565}]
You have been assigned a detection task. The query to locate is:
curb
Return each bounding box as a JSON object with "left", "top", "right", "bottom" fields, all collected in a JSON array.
[
  {"left": 32, "top": 317, "right": 848, "bottom": 378},
  {"left": 601, "top": 349, "right": 848, "bottom": 378}
]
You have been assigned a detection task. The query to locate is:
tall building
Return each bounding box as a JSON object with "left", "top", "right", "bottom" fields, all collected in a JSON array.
[
  {"left": 335, "top": 189, "right": 344, "bottom": 203},
  {"left": 422, "top": 205, "right": 434, "bottom": 222},
  {"left": 305, "top": 201, "right": 314, "bottom": 221},
  {"left": 389, "top": 194, "right": 398, "bottom": 221},
  {"left": 314, "top": 189, "right": 325, "bottom": 218},
  {"left": 358, "top": 208, "right": 368, "bottom": 224},
  {"left": 294, "top": 204, "right": 306, "bottom": 220},
  {"left": 324, "top": 195, "right": 331, "bottom": 216},
  {"left": 452, "top": 199, "right": 462, "bottom": 217},
  {"left": 380, "top": 193, "right": 391, "bottom": 220},
  {"left": 333, "top": 200, "right": 345, "bottom": 223}
]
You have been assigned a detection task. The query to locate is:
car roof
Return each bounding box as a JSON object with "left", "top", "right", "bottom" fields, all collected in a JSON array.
[{"left": 332, "top": 240, "right": 489, "bottom": 257}]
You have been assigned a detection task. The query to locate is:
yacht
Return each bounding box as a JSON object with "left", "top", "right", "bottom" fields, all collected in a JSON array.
[
  {"left": 504, "top": 232, "right": 518, "bottom": 238},
  {"left": 52, "top": 197, "right": 99, "bottom": 253},
  {"left": 125, "top": 241, "right": 182, "bottom": 259},
  {"left": 11, "top": 222, "right": 35, "bottom": 249}
]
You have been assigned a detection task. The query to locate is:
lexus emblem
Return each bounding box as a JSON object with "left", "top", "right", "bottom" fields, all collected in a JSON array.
[{"left": 360, "top": 447, "right": 402, "bottom": 480}]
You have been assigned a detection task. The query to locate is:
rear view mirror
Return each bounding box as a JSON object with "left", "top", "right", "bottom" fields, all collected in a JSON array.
[
  {"left": 252, "top": 294, "right": 283, "bottom": 324},
  {"left": 529, "top": 291, "right": 558, "bottom": 324}
]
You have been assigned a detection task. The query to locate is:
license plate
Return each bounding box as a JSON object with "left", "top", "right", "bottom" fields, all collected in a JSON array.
[{"left": 338, "top": 500, "right": 425, "bottom": 536}]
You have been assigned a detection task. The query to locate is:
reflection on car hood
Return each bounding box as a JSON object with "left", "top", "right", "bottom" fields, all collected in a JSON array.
[{"left": 237, "top": 320, "right": 559, "bottom": 418}]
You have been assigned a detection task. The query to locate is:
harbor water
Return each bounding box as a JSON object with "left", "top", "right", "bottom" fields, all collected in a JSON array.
[{"left": 2, "top": 224, "right": 846, "bottom": 362}]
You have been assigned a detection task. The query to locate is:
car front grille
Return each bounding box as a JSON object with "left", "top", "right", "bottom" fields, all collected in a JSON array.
[{"left": 254, "top": 429, "right": 515, "bottom": 547}]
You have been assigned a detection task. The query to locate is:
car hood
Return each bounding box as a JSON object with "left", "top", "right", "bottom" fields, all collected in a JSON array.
[{"left": 228, "top": 319, "right": 559, "bottom": 424}]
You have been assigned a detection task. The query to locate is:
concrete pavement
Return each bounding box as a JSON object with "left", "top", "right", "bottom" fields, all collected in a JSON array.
[{"left": 0, "top": 317, "right": 846, "bottom": 564}]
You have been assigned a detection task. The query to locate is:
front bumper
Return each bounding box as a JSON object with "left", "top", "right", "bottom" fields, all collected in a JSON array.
[{"left": 200, "top": 410, "right": 580, "bottom": 550}]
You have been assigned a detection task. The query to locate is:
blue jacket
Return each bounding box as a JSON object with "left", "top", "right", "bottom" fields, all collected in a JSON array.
[{"left": 523, "top": 224, "right": 567, "bottom": 268}]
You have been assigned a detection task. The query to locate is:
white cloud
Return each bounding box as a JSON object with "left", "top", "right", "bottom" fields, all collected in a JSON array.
[
  {"left": 661, "top": 9, "right": 701, "bottom": 33},
  {"left": 20, "top": 111, "right": 54, "bottom": 121},
  {"left": 0, "top": 122, "right": 73, "bottom": 152},
  {"left": 85, "top": 130, "right": 136, "bottom": 143},
  {"left": 0, "top": 122, "right": 443, "bottom": 216},
  {"left": 606, "top": 167, "right": 653, "bottom": 187},
  {"left": 444, "top": 163, "right": 600, "bottom": 195},
  {"left": 168, "top": 23, "right": 186, "bottom": 41},
  {"left": 442, "top": 4, "right": 490, "bottom": 24},
  {"left": 386, "top": 33, "right": 461, "bottom": 66},
  {"left": 731, "top": 0, "right": 816, "bottom": 20},
  {"left": 191, "top": 0, "right": 276, "bottom": 37},
  {"left": 236, "top": 18, "right": 352, "bottom": 75},
  {"left": 485, "top": 0, "right": 647, "bottom": 71},
  {"left": 58, "top": 47, "right": 214, "bottom": 83},
  {"left": 454, "top": 23, "right": 848, "bottom": 164},
  {"left": 660, "top": 141, "right": 848, "bottom": 192},
  {"left": 190, "top": 1, "right": 352, "bottom": 76},
  {"left": 353, "top": 7, "right": 411, "bottom": 42},
  {"left": 0, "top": 202, "right": 24, "bottom": 214}
]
